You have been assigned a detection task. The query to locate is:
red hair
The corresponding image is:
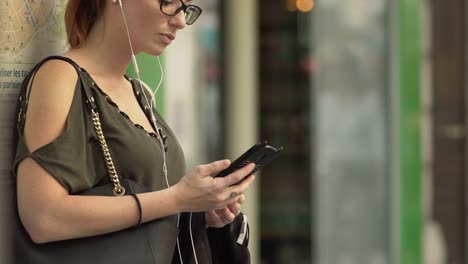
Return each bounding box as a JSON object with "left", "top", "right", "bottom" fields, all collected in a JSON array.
[{"left": 65, "top": 0, "right": 107, "bottom": 48}]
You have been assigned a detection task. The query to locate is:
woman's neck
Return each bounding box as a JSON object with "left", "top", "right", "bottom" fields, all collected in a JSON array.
[{"left": 64, "top": 18, "right": 133, "bottom": 80}]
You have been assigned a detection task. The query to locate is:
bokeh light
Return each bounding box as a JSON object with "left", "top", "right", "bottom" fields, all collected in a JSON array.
[
  {"left": 285, "top": 0, "right": 315, "bottom": 12},
  {"left": 297, "top": 0, "right": 314, "bottom": 12}
]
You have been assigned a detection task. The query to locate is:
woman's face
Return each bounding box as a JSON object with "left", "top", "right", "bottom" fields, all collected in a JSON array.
[{"left": 120, "top": 0, "right": 187, "bottom": 55}]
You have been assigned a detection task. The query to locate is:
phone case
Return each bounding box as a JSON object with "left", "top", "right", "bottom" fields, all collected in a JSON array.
[{"left": 215, "top": 142, "right": 283, "bottom": 177}]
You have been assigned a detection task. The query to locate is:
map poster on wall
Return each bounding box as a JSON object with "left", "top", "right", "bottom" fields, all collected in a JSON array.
[
  {"left": 0, "top": 0, "right": 68, "bottom": 261},
  {"left": 0, "top": 0, "right": 68, "bottom": 178}
]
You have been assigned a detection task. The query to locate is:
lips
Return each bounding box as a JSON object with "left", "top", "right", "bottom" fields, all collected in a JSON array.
[{"left": 160, "top": 33, "right": 175, "bottom": 44}]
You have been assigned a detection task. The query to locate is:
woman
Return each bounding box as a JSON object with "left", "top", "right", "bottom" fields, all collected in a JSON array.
[{"left": 12, "top": 0, "right": 255, "bottom": 263}]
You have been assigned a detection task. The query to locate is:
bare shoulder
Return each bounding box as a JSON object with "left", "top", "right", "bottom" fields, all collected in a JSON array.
[
  {"left": 23, "top": 58, "right": 80, "bottom": 152},
  {"left": 32, "top": 58, "right": 79, "bottom": 90}
]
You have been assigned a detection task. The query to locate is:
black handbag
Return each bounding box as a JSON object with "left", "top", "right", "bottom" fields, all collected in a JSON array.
[
  {"left": 12, "top": 56, "right": 179, "bottom": 264},
  {"left": 207, "top": 213, "right": 251, "bottom": 264}
]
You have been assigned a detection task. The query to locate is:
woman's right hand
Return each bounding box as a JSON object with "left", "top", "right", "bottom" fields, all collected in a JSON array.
[{"left": 172, "top": 159, "right": 256, "bottom": 212}]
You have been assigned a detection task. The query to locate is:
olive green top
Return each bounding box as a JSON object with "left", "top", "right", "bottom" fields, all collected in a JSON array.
[{"left": 13, "top": 56, "right": 186, "bottom": 194}]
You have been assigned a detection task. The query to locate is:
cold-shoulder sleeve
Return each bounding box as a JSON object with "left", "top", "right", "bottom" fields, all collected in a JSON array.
[
  {"left": 12, "top": 78, "right": 98, "bottom": 193},
  {"left": 13, "top": 56, "right": 187, "bottom": 194}
]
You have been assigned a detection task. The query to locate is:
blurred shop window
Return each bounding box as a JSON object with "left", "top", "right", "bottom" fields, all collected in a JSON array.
[
  {"left": 259, "top": 0, "right": 392, "bottom": 263},
  {"left": 312, "top": 1, "right": 391, "bottom": 264},
  {"left": 165, "top": 0, "right": 223, "bottom": 168},
  {"left": 259, "top": 1, "right": 313, "bottom": 263}
]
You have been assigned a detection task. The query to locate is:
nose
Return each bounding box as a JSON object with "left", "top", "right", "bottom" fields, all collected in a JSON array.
[{"left": 169, "top": 10, "right": 187, "bottom": 29}]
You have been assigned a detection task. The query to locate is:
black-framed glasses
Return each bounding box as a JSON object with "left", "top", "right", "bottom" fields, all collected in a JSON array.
[{"left": 160, "top": 0, "right": 202, "bottom": 25}]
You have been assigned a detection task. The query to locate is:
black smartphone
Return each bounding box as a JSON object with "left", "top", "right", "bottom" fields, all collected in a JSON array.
[{"left": 215, "top": 142, "right": 283, "bottom": 178}]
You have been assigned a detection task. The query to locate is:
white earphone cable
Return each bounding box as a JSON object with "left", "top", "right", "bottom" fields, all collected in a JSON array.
[
  {"left": 117, "top": 2, "right": 198, "bottom": 263},
  {"left": 189, "top": 213, "right": 199, "bottom": 264},
  {"left": 152, "top": 56, "right": 164, "bottom": 110},
  {"left": 117, "top": 0, "right": 169, "bottom": 189}
]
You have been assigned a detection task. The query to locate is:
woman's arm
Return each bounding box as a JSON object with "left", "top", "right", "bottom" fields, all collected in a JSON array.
[
  {"left": 18, "top": 157, "right": 179, "bottom": 243},
  {"left": 18, "top": 156, "right": 254, "bottom": 244}
]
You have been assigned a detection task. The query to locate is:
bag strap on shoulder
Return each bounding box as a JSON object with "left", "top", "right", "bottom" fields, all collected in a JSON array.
[
  {"left": 19, "top": 56, "right": 97, "bottom": 117},
  {"left": 18, "top": 55, "right": 125, "bottom": 196}
]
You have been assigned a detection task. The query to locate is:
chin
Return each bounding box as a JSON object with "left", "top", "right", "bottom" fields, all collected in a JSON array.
[
  {"left": 150, "top": 50, "right": 164, "bottom": 56},
  {"left": 144, "top": 45, "right": 166, "bottom": 56}
]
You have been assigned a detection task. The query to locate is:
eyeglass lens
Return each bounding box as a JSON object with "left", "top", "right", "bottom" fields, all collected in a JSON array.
[
  {"left": 161, "top": 0, "right": 201, "bottom": 25},
  {"left": 184, "top": 6, "right": 201, "bottom": 24}
]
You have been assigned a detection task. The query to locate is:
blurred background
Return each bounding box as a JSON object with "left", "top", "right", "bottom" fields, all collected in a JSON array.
[{"left": 0, "top": 0, "right": 466, "bottom": 263}]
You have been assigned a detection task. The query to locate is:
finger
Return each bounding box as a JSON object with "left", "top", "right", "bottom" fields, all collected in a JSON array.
[
  {"left": 232, "top": 174, "right": 256, "bottom": 193},
  {"left": 195, "top": 159, "right": 231, "bottom": 176},
  {"left": 225, "top": 174, "right": 255, "bottom": 200},
  {"left": 219, "top": 207, "right": 236, "bottom": 223},
  {"left": 221, "top": 163, "right": 256, "bottom": 187},
  {"left": 227, "top": 202, "right": 241, "bottom": 216},
  {"left": 227, "top": 202, "right": 240, "bottom": 211},
  {"left": 241, "top": 174, "right": 256, "bottom": 187},
  {"left": 207, "top": 209, "right": 235, "bottom": 227},
  {"left": 236, "top": 194, "right": 245, "bottom": 204},
  {"left": 206, "top": 210, "right": 224, "bottom": 228},
  {"left": 206, "top": 209, "right": 218, "bottom": 219}
]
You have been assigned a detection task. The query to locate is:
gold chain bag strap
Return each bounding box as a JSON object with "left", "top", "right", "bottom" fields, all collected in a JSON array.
[
  {"left": 90, "top": 108, "right": 125, "bottom": 196},
  {"left": 13, "top": 56, "right": 179, "bottom": 264}
]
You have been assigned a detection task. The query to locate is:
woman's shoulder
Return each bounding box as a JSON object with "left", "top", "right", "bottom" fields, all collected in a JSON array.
[
  {"left": 22, "top": 57, "right": 81, "bottom": 152},
  {"left": 32, "top": 56, "right": 80, "bottom": 85},
  {"left": 27, "top": 56, "right": 81, "bottom": 103}
]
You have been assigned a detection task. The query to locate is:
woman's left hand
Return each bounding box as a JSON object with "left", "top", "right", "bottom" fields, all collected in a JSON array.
[{"left": 205, "top": 194, "right": 245, "bottom": 228}]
